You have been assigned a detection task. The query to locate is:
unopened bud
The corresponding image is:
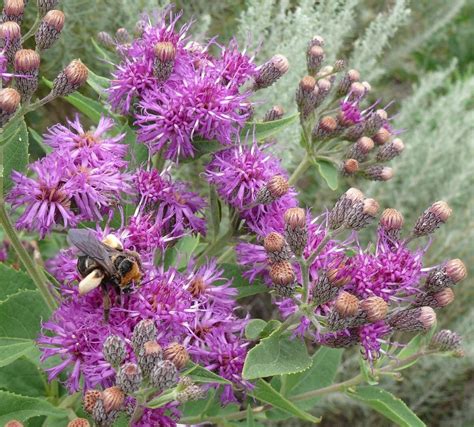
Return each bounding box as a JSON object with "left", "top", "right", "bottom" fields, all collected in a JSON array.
[
  {"left": 0, "top": 87, "right": 21, "bottom": 126},
  {"left": 4, "top": 421, "right": 23, "bottom": 427},
  {"left": 97, "top": 31, "right": 115, "bottom": 48},
  {"left": 337, "top": 69, "right": 360, "bottom": 94},
  {"left": 429, "top": 329, "right": 462, "bottom": 352},
  {"left": 445, "top": 259, "right": 467, "bottom": 283},
  {"left": 312, "top": 115, "right": 337, "bottom": 140},
  {"left": 308, "top": 35, "right": 325, "bottom": 48},
  {"left": 0, "top": 21, "right": 21, "bottom": 62},
  {"left": 177, "top": 384, "right": 206, "bottom": 403},
  {"left": 253, "top": 54, "right": 289, "bottom": 90},
  {"left": 296, "top": 76, "right": 318, "bottom": 118},
  {"left": 269, "top": 260, "right": 295, "bottom": 286},
  {"left": 131, "top": 319, "right": 157, "bottom": 354},
  {"left": 333, "top": 59, "right": 345, "bottom": 72},
  {"left": 306, "top": 44, "right": 325, "bottom": 74},
  {"left": 52, "top": 59, "right": 88, "bottom": 96},
  {"left": 116, "top": 363, "right": 142, "bottom": 394},
  {"left": 380, "top": 208, "right": 404, "bottom": 240},
  {"left": 347, "top": 136, "right": 374, "bottom": 161},
  {"left": 335, "top": 292, "right": 360, "bottom": 317},
  {"left": 364, "top": 110, "right": 387, "bottom": 137},
  {"left": 313, "top": 268, "right": 349, "bottom": 304},
  {"left": 150, "top": 359, "right": 178, "bottom": 390},
  {"left": 341, "top": 159, "right": 359, "bottom": 176},
  {"left": 255, "top": 175, "right": 289, "bottom": 204},
  {"left": 349, "top": 82, "right": 367, "bottom": 100},
  {"left": 164, "top": 342, "right": 189, "bottom": 370},
  {"left": 360, "top": 296, "right": 388, "bottom": 322},
  {"left": 413, "top": 201, "right": 452, "bottom": 237},
  {"left": 388, "top": 306, "right": 436, "bottom": 332},
  {"left": 115, "top": 28, "right": 130, "bottom": 44},
  {"left": 102, "top": 386, "right": 125, "bottom": 412},
  {"left": 329, "top": 188, "right": 364, "bottom": 229},
  {"left": 83, "top": 389, "right": 102, "bottom": 414},
  {"left": 264, "top": 232, "right": 291, "bottom": 263},
  {"left": 414, "top": 288, "right": 454, "bottom": 308},
  {"left": 317, "top": 77, "right": 331, "bottom": 94},
  {"left": 284, "top": 207, "right": 307, "bottom": 256},
  {"left": 153, "top": 41, "right": 176, "bottom": 81},
  {"left": 35, "top": 10, "right": 65, "bottom": 50},
  {"left": 67, "top": 419, "right": 90, "bottom": 427},
  {"left": 425, "top": 259, "right": 467, "bottom": 293},
  {"left": 344, "top": 198, "right": 379, "bottom": 230},
  {"left": 376, "top": 138, "right": 404, "bottom": 162},
  {"left": 102, "top": 335, "right": 127, "bottom": 367},
  {"left": 364, "top": 165, "right": 393, "bottom": 181},
  {"left": 373, "top": 127, "right": 391, "bottom": 145},
  {"left": 319, "top": 331, "right": 359, "bottom": 348},
  {"left": 2, "top": 0, "right": 24, "bottom": 24},
  {"left": 134, "top": 20, "right": 146, "bottom": 37},
  {"left": 137, "top": 340, "right": 163, "bottom": 377},
  {"left": 38, "top": 0, "right": 59, "bottom": 15},
  {"left": 264, "top": 105, "right": 284, "bottom": 122},
  {"left": 92, "top": 398, "right": 119, "bottom": 426}
]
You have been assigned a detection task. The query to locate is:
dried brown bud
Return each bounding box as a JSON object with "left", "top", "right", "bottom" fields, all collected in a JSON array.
[
  {"left": 434, "top": 288, "right": 455, "bottom": 307},
  {"left": 67, "top": 419, "right": 90, "bottom": 427},
  {"left": 263, "top": 105, "right": 284, "bottom": 122},
  {"left": 102, "top": 386, "right": 125, "bottom": 413},
  {"left": 388, "top": 306, "right": 436, "bottom": 332},
  {"left": 164, "top": 342, "right": 189, "bottom": 370},
  {"left": 284, "top": 207, "right": 306, "bottom": 229},
  {"left": 0, "top": 21, "right": 21, "bottom": 62},
  {"left": 337, "top": 68, "right": 360, "bottom": 94},
  {"left": 349, "top": 81, "right": 367, "bottom": 99},
  {"left": 379, "top": 208, "right": 404, "bottom": 241},
  {"left": 317, "top": 77, "right": 331, "bottom": 93},
  {"left": 2, "top": 0, "right": 24, "bottom": 24},
  {"left": 255, "top": 175, "right": 289, "bottom": 205},
  {"left": 253, "top": 54, "right": 289, "bottom": 90},
  {"left": 0, "top": 87, "right": 20, "bottom": 126},
  {"left": 264, "top": 232, "right": 291, "bottom": 263},
  {"left": 373, "top": 127, "right": 391, "bottom": 145},
  {"left": 35, "top": 10, "right": 65, "bottom": 50},
  {"left": 430, "top": 201, "right": 452, "bottom": 222},
  {"left": 364, "top": 166, "right": 393, "bottom": 181},
  {"left": 335, "top": 291, "right": 359, "bottom": 317},
  {"left": 52, "top": 59, "right": 88, "bottom": 96},
  {"left": 153, "top": 41, "right": 177, "bottom": 81},
  {"left": 347, "top": 136, "right": 374, "bottom": 161},
  {"left": 313, "top": 115, "right": 337, "bottom": 140},
  {"left": 360, "top": 296, "right": 388, "bottom": 322},
  {"left": 413, "top": 201, "right": 452, "bottom": 237},
  {"left": 14, "top": 49, "right": 40, "bottom": 72},
  {"left": 269, "top": 260, "right": 295, "bottom": 286},
  {"left": 342, "top": 159, "right": 359, "bottom": 176},
  {"left": 83, "top": 389, "right": 102, "bottom": 414},
  {"left": 445, "top": 259, "right": 467, "bottom": 283}
]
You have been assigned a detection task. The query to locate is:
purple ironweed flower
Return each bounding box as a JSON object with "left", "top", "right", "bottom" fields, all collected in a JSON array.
[
  {"left": 124, "top": 214, "right": 172, "bottom": 256},
  {"left": 339, "top": 99, "right": 363, "bottom": 126},
  {"left": 44, "top": 115, "right": 128, "bottom": 167},
  {"left": 46, "top": 248, "right": 80, "bottom": 285},
  {"left": 132, "top": 405, "right": 180, "bottom": 427},
  {"left": 358, "top": 321, "right": 392, "bottom": 362}
]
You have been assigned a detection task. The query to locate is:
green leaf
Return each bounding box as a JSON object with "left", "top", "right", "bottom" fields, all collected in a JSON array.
[
  {"left": 359, "top": 355, "right": 379, "bottom": 385},
  {"left": 181, "top": 388, "right": 217, "bottom": 419},
  {"left": 0, "top": 390, "right": 65, "bottom": 424},
  {"left": 390, "top": 334, "right": 424, "bottom": 370},
  {"left": 221, "top": 264, "right": 267, "bottom": 299},
  {"left": 245, "top": 319, "right": 267, "bottom": 340},
  {"left": 0, "top": 339, "right": 40, "bottom": 368},
  {"left": 0, "top": 357, "right": 46, "bottom": 396},
  {"left": 246, "top": 406, "right": 255, "bottom": 427},
  {"left": 242, "top": 333, "right": 312, "bottom": 380},
  {"left": 208, "top": 185, "right": 221, "bottom": 242},
  {"left": 251, "top": 379, "right": 321, "bottom": 423},
  {"left": 91, "top": 37, "right": 115, "bottom": 63},
  {"left": 259, "top": 320, "right": 282, "bottom": 339},
  {"left": 183, "top": 363, "right": 231, "bottom": 385},
  {"left": 316, "top": 159, "right": 338, "bottom": 190},
  {"left": 243, "top": 114, "right": 299, "bottom": 142},
  {"left": 175, "top": 235, "right": 200, "bottom": 269},
  {"left": 28, "top": 127, "right": 51, "bottom": 154},
  {"left": 0, "top": 264, "right": 36, "bottom": 301},
  {"left": 122, "top": 123, "right": 148, "bottom": 168},
  {"left": 87, "top": 69, "right": 110, "bottom": 97},
  {"left": 0, "top": 119, "right": 29, "bottom": 193},
  {"left": 0, "top": 290, "right": 50, "bottom": 339},
  {"left": 347, "top": 386, "right": 426, "bottom": 427}
]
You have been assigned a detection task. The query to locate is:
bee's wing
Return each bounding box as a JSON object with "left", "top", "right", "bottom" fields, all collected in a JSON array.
[{"left": 68, "top": 229, "right": 116, "bottom": 277}]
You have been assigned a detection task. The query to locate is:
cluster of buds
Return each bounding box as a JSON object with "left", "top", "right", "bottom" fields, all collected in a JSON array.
[
  {"left": 83, "top": 320, "right": 203, "bottom": 426},
  {"left": 290, "top": 35, "right": 405, "bottom": 184},
  {"left": 0, "top": 1, "right": 88, "bottom": 129}
]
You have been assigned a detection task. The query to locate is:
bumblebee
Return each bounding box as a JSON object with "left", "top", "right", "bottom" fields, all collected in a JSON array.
[{"left": 68, "top": 229, "right": 143, "bottom": 322}]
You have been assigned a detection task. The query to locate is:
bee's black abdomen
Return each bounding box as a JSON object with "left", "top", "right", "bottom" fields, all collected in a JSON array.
[{"left": 77, "top": 255, "right": 100, "bottom": 278}]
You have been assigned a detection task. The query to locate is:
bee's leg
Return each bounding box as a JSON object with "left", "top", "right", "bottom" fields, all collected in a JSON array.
[
  {"left": 113, "top": 283, "right": 122, "bottom": 307},
  {"left": 102, "top": 285, "right": 111, "bottom": 323}
]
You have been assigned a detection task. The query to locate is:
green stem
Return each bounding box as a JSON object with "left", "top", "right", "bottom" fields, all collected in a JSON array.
[
  {"left": 288, "top": 153, "right": 311, "bottom": 186},
  {"left": 196, "top": 230, "right": 233, "bottom": 264},
  {"left": 298, "top": 257, "right": 310, "bottom": 304},
  {"left": 21, "top": 13, "right": 41, "bottom": 43}
]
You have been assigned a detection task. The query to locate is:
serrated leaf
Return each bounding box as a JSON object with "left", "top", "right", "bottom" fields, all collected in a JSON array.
[
  {"left": 0, "top": 339, "right": 40, "bottom": 368},
  {"left": 220, "top": 264, "right": 267, "bottom": 299},
  {"left": 0, "top": 264, "right": 36, "bottom": 301},
  {"left": 0, "top": 290, "right": 50, "bottom": 339},
  {"left": 0, "top": 390, "right": 65, "bottom": 424},
  {"left": 0, "top": 119, "right": 28, "bottom": 193},
  {"left": 251, "top": 379, "right": 321, "bottom": 423},
  {"left": 317, "top": 159, "right": 338, "bottom": 190},
  {"left": 242, "top": 333, "right": 312, "bottom": 380},
  {"left": 183, "top": 363, "right": 231, "bottom": 385},
  {"left": 347, "top": 386, "right": 426, "bottom": 427},
  {"left": 245, "top": 319, "right": 267, "bottom": 340},
  {"left": 243, "top": 114, "right": 299, "bottom": 141},
  {"left": 0, "top": 357, "right": 46, "bottom": 396}
]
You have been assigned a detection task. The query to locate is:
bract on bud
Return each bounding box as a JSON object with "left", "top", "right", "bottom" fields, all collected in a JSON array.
[
  {"left": 388, "top": 306, "right": 436, "bottom": 332},
  {"left": 67, "top": 419, "right": 90, "bottom": 427},
  {"left": 424, "top": 259, "right": 467, "bottom": 293},
  {"left": 153, "top": 41, "right": 176, "bottom": 81},
  {"left": 2, "top": 0, "right": 24, "bottom": 24},
  {"left": 150, "top": 359, "right": 178, "bottom": 390},
  {"left": 83, "top": 389, "right": 102, "bottom": 414},
  {"left": 131, "top": 319, "right": 157, "bottom": 354},
  {"left": 337, "top": 68, "right": 360, "bottom": 94},
  {"left": 35, "top": 10, "right": 65, "bottom": 50},
  {"left": 253, "top": 54, "right": 289, "bottom": 90},
  {"left": 344, "top": 198, "right": 379, "bottom": 230},
  {"left": 102, "top": 335, "right": 127, "bottom": 367},
  {"left": 364, "top": 166, "right": 394, "bottom": 181},
  {"left": 97, "top": 31, "right": 115, "bottom": 48},
  {"left": 364, "top": 110, "right": 387, "bottom": 136},
  {"left": 376, "top": 138, "right": 405, "bottom": 162},
  {"left": 373, "top": 126, "right": 391, "bottom": 145},
  {"left": 333, "top": 59, "right": 345, "bottom": 72},
  {"left": 335, "top": 291, "right": 359, "bottom": 317},
  {"left": 92, "top": 398, "right": 119, "bottom": 426},
  {"left": 0, "top": 21, "right": 21, "bottom": 62},
  {"left": 284, "top": 207, "right": 307, "bottom": 256},
  {"left": 329, "top": 188, "right": 364, "bottom": 229},
  {"left": 319, "top": 332, "right": 359, "bottom": 348},
  {"left": 306, "top": 44, "right": 325, "bottom": 74},
  {"left": 312, "top": 115, "right": 337, "bottom": 140},
  {"left": 14, "top": 49, "right": 40, "bottom": 100},
  {"left": 137, "top": 340, "right": 163, "bottom": 377},
  {"left": 347, "top": 136, "right": 374, "bottom": 161},
  {"left": 414, "top": 288, "right": 455, "bottom": 308},
  {"left": 38, "top": 0, "right": 59, "bottom": 15},
  {"left": 308, "top": 35, "right": 325, "bottom": 48},
  {"left": 115, "top": 28, "right": 130, "bottom": 44},
  {"left": 164, "top": 342, "right": 189, "bottom": 370},
  {"left": 429, "top": 329, "right": 462, "bottom": 352},
  {"left": 102, "top": 386, "right": 125, "bottom": 412},
  {"left": 0, "top": 87, "right": 21, "bottom": 126},
  {"left": 263, "top": 105, "right": 284, "bottom": 122},
  {"left": 264, "top": 232, "right": 291, "bottom": 263},
  {"left": 255, "top": 175, "right": 289, "bottom": 204},
  {"left": 360, "top": 296, "right": 388, "bottom": 322},
  {"left": 269, "top": 260, "right": 295, "bottom": 286},
  {"left": 296, "top": 75, "right": 318, "bottom": 118},
  {"left": 313, "top": 268, "right": 349, "bottom": 305},
  {"left": 116, "top": 363, "right": 143, "bottom": 394},
  {"left": 413, "top": 201, "right": 452, "bottom": 237},
  {"left": 52, "top": 59, "right": 88, "bottom": 96},
  {"left": 177, "top": 384, "right": 206, "bottom": 403}
]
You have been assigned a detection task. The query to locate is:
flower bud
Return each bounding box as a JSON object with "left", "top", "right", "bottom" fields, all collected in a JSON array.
[
  {"left": 360, "top": 296, "right": 388, "bottom": 322},
  {"left": 306, "top": 44, "right": 325, "bottom": 74},
  {"left": 92, "top": 398, "right": 119, "bottom": 426},
  {"left": 337, "top": 68, "right": 360, "bottom": 94},
  {"left": 177, "top": 384, "right": 206, "bottom": 403},
  {"left": 67, "top": 419, "right": 90, "bottom": 427},
  {"left": 380, "top": 208, "right": 404, "bottom": 240},
  {"left": 164, "top": 342, "right": 189, "bottom": 370},
  {"left": 364, "top": 109, "right": 388, "bottom": 137},
  {"left": 313, "top": 267, "right": 349, "bottom": 305},
  {"left": 333, "top": 59, "right": 345, "bottom": 72},
  {"left": 424, "top": 259, "right": 467, "bottom": 293},
  {"left": 308, "top": 35, "right": 325, "bottom": 48},
  {"left": 296, "top": 75, "right": 318, "bottom": 118},
  {"left": 364, "top": 166, "right": 394, "bottom": 181},
  {"left": 341, "top": 159, "right": 359, "bottom": 176},
  {"left": 253, "top": 54, "right": 289, "bottom": 90},
  {"left": 429, "top": 329, "right": 462, "bottom": 352},
  {"left": 115, "top": 28, "right": 131, "bottom": 44},
  {"left": 264, "top": 232, "right": 291, "bottom": 263},
  {"left": 348, "top": 81, "right": 367, "bottom": 100},
  {"left": 319, "top": 331, "right": 359, "bottom": 348},
  {"left": 149, "top": 359, "right": 178, "bottom": 390},
  {"left": 38, "top": 0, "right": 59, "bottom": 15},
  {"left": 137, "top": 340, "right": 163, "bottom": 377},
  {"left": 2, "top": 0, "right": 24, "bottom": 24},
  {"left": 102, "top": 386, "right": 125, "bottom": 412},
  {"left": 284, "top": 207, "right": 307, "bottom": 257},
  {"left": 376, "top": 138, "right": 404, "bottom": 162},
  {"left": 335, "top": 291, "right": 359, "bottom": 317},
  {"left": 116, "top": 363, "right": 143, "bottom": 394},
  {"left": 83, "top": 389, "right": 102, "bottom": 414},
  {"left": 414, "top": 288, "right": 455, "bottom": 308},
  {"left": 329, "top": 187, "right": 364, "bottom": 229},
  {"left": 269, "top": 260, "right": 295, "bottom": 286},
  {"left": 131, "top": 319, "right": 157, "bottom": 354},
  {"left": 312, "top": 115, "right": 337, "bottom": 140},
  {"left": 97, "top": 31, "right": 115, "bottom": 48},
  {"left": 255, "top": 175, "right": 289, "bottom": 204},
  {"left": 263, "top": 105, "right": 284, "bottom": 122},
  {"left": 4, "top": 421, "right": 23, "bottom": 427},
  {"left": 0, "top": 87, "right": 21, "bottom": 126},
  {"left": 52, "top": 59, "right": 88, "bottom": 96},
  {"left": 344, "top": 198, "right": 379, "bottom": 230},
  {"left": 344, "top": 122, "right": 365, "bottom": 141},
  {"left": 413, "top": 201, "right": 452, "bottom": 237},
  {"left": 0, "top": 21, "right": 21, "bottom": 62},
  {"left": 373, "top": 126, "right": 391, "bottom": 145},
  {"left": 347, "top": 136, "right": 374, "bottom": 161},
  {"left": 102, "top": 335, "right": 127, "bottom": 367},
  {"left": 388, "top": 306, "right": 436, "bottom": 332},
  {"left": 35, "top": 10, "right": 65, "bottom": 50},
  {"left": 317, "top": 77, "right": 332, "bottom": 94},
  {"left": 153, "top": 41, "right": 176, "bottom": 81}
]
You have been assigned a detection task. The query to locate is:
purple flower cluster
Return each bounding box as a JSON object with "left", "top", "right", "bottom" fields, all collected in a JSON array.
[
  {"left": 109, "top": 8, "right": 257, "bottom": 160},
  {"left": 7, "top": 116, "right": 131, "bottom": 237}
]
